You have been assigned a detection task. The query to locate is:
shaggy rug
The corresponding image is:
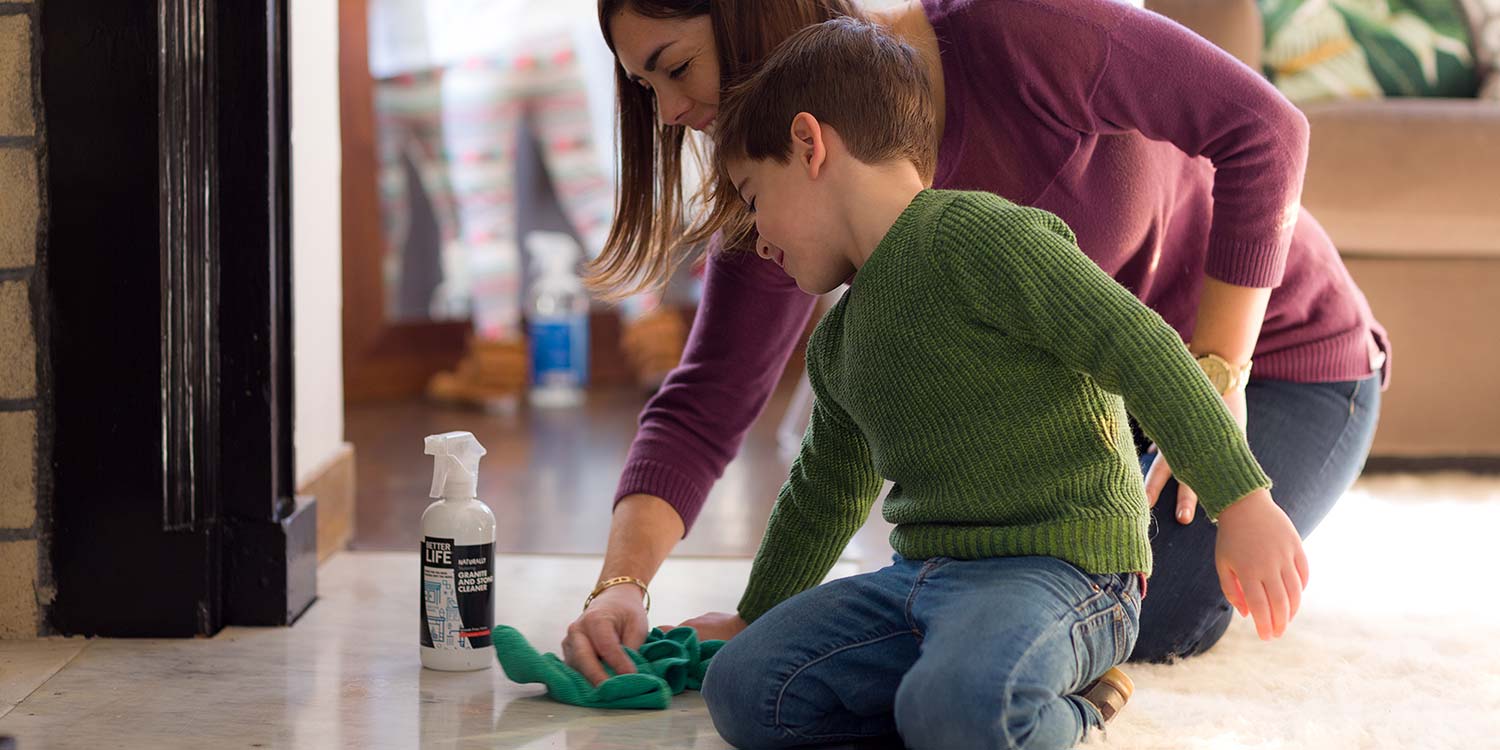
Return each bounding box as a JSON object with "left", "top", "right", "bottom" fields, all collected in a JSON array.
[{"left": 1088, "top": 474, "right": 1500, "bottom": 750}]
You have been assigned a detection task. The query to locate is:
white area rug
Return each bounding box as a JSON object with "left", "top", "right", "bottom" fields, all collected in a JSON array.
[{"left": 1086, "top": 474, "right": 1500, "bottom": 750}]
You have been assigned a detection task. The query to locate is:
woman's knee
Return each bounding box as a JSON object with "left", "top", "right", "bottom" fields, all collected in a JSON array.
[{"left": 1129, "top": 601, "right": 1232, "bottom": 663}]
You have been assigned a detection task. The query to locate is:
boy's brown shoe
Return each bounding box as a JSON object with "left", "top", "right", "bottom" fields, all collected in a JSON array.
[{"left": 1079, "top": 666, "right": 1134, "bottom": 723}]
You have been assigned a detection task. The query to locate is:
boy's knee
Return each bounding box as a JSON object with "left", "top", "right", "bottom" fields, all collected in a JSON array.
[
  {"left": 894, "top": 666, "right": 1004, "bottom": 750},
  {"left": 896, "top": 667, "right": 1058, "bottom": 750},
  {"left": 702, "top": 639, "right": 783, "bottom": 749}
]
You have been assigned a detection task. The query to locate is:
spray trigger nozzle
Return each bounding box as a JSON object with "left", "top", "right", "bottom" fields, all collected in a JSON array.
[{"left": 424, "top": 431, "right": 487, "bottom": 499}]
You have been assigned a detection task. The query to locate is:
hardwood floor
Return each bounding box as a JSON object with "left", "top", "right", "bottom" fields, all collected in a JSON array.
[{"left": 347, "top": 378, "right": 803, "bottom": 557}]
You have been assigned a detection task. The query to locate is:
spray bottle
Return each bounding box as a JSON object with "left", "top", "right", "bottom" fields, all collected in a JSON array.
[
  {"left": 420, "top": 431, "right": 496, "bottom": 671},
  {"left": 525, "top": 231, "right": 589, "bottom": 408}
]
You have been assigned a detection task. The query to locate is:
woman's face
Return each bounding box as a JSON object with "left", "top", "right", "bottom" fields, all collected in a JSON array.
[{"left": 609, "top": 10, "right": 721, "bottom": 132}]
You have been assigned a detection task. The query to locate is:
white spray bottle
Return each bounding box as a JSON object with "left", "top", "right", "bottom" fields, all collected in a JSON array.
[{"left": 420, "top": 431, "right": 496, "bottom": 671}]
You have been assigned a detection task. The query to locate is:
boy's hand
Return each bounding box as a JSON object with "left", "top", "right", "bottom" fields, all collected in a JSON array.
[
  {"left": 1214, "top": 488, "right": 1309, "bottom": 641},
  {"left": 1145, "top": 388, "right": 1248, "bottom": 524},
  {"left": 661, "top": 611, "right": 749, "bottom": 642}
]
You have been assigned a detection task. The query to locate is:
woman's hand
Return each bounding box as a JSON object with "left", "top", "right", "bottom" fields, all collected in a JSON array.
[
  {"left": 1144, "top": 387, "right": 1248, "bottom": 524},
  {"left": 1213, "top": 488, "right": 1309, "bottom": 640},
  {"left": 661, "top": 611, "right": 748, "bottom": 642},
  {"left": 562, "top": 585, "right": 651, "bottom": 687}
]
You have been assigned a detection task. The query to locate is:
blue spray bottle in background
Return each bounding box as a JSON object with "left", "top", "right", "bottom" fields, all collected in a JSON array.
[{"left": 524, "top": 232, "right": 589, "bottom": 408}]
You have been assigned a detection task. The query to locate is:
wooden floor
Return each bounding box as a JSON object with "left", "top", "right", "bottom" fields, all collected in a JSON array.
[{"left": 346, "top": 377, "right": 805, "bottom": 557}]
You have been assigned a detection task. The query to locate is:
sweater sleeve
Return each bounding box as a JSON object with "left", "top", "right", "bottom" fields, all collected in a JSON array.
[
  {"left": 988, "top": 0, "right": 1308, "bottom": 288},
  {"left": 936, "top": 193, "right": 1269, "bottom": 519},
  {"left": 1084, "top": 3, "right": 1308, "bottom": 288},
  {"left": 614, "top": 246, "right": 817, "bottom": 535},
  {"left": 737, "top": 388, "right": 883, "bottom": 624}
]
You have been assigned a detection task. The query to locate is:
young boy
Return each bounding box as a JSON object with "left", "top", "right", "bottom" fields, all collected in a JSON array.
[{"left": 692, "top": 17, "right": 1309, "bottom": 750}]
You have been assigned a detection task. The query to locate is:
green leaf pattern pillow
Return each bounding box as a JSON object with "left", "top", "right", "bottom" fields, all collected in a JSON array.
[
  {"left": 1261, "top": 0, "right": 1480, "bottom": 102},
  {"left": 1456, "top": 0, "right": 1500, "bottom": 98}
]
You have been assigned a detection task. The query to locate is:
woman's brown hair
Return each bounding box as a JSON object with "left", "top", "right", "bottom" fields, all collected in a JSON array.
[{"left": 592, "top": 0, "right": 867, "bottom": 298}]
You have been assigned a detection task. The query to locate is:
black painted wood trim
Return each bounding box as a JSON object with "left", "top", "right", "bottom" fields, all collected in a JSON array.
[
  {"left": 216, "top": 0, "right": 315, "bottom": 627},
  {"left": 42, "top": 0, "right": 311, "bottom": 635},
  {"left": 44, "top": 0, "right": 218, "bottom": 637},
  {"left": 159, "top": 0, "right": 218, "bottom": 533}
]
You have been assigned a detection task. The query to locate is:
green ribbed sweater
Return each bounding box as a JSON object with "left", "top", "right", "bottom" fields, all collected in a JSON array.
[{"left": 737, "top": 190, "right": 1271, "bottom": 623}]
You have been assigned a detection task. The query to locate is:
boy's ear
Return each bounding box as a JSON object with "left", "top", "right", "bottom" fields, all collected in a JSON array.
[{"left": 790, "top": 112, "right": 827, "bottom": 180}]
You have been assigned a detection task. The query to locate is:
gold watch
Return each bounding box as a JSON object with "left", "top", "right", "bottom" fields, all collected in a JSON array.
[{"left": 1195, "top": 353, "right": 1252, "bottom": 396}]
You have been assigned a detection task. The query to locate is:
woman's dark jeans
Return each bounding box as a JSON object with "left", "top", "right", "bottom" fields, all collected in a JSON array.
[{"left": 1131, "top": 374, "right": 1381, "bottom": 663}]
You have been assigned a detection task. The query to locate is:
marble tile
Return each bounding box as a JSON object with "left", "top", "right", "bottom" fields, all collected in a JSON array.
[
  {"left": 0, "top": 638, "right": 86, "bottom": 720},
  {"left": 0, "top": 554, "right": 857, "bottom": 749}
]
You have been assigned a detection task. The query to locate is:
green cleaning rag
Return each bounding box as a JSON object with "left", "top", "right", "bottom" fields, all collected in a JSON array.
[{"left": 492, "top": 625, "right": 724, "bottom": 710}]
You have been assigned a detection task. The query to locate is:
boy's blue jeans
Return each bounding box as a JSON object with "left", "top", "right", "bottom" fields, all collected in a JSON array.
[{"left": 701, "top": 555, "right": 1141, "bottom": 750}]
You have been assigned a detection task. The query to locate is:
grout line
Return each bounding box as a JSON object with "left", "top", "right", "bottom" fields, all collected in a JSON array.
[
  {"left": 0, "top": 398, "right": 39, "bottom": 412},
  {"left": 0, "top": 136, "right": 36, "bottom": 148},
  {"left": 0, "top": 4, "right": 34, "bottom": 16},
  {"left": 0, "top": 639, "right": 92, "bottom": 721}
]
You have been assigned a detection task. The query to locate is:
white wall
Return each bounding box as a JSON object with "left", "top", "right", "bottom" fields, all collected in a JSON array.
[{"left": 291, "top": 0, "right": 346, "bottom": 488}]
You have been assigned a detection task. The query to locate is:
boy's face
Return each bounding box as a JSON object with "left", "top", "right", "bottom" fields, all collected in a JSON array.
[{"left": 726, "top": 153, "right": 853, "bottom": 296}]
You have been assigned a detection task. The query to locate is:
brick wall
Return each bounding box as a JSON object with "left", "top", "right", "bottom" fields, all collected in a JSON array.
[{"left": 0, "top": 0, "right": 48, "bottom": 638}]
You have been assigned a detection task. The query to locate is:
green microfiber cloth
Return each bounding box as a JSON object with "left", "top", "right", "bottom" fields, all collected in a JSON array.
[{"left": 492, "top": 625, "right": 724, "bottom": 710}]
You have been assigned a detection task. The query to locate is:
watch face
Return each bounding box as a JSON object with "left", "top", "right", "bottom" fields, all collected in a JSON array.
[
  {"left": 1198, "top": 357, "right": 1232, "bottom": 394},
  {"left": 1208, "top": 369, "right": 1232, "bottom": 394}
]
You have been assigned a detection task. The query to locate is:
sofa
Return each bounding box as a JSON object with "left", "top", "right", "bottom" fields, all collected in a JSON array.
[{"left": 1148, "top": 0, "right": 1500, "bottom": 461}]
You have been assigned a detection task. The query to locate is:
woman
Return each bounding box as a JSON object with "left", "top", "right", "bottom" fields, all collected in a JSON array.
[{"left": 562, "top": 0, "right": 1386, "bottom": 685}]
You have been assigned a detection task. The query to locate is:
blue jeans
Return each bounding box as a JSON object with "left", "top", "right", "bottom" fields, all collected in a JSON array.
[
  {"left": 702, "top": 556, "right": 1142, "bottom": 750},
  {"left": 1130, "top": 375, "right": 1382, "bottom": 662}
]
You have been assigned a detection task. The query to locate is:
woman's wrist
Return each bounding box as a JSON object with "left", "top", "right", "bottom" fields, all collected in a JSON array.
[
  {"left": 585, "top": 576, "right": 651, "bottom": 612},
  {"left": 1190, "top": 277, "right": 1271, "bottom": 367},
  {"left": 590, "top": 494, "right": 682, "bottom": 611}
]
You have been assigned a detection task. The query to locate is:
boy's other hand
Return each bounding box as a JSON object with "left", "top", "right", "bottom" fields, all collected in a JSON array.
[
  {"left": 1144, "top": 388, "right": 1248, "bottom": 524},
  {"left": 1214, "top": 488, "right": 1309, "bottom": 641},
  {"left": 662, "top": 611, "right": 749, "bottom": 642}
]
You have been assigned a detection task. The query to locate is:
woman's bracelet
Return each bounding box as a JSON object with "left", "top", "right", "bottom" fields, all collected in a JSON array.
[{"left": 583, "top": 576, "right": 651, "bottom": 613}]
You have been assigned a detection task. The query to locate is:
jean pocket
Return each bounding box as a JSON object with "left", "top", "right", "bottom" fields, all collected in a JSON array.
[{"left": 1071, "top": 603, "right": 1129, "bottom": 683}]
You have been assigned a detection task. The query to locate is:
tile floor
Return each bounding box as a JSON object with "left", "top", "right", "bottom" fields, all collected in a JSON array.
[
  {"left": 0, "top": 554, "right": 813, "bottom": 750},
  {"left": 1, "top": 474, "right": 1497, "bottom": 749}
]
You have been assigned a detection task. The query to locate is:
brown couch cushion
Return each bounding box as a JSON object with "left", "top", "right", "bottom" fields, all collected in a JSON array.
[
  {"left": 1344, "top": 256, "right": 1500, "bottom": 457},
  {"left": 1302, "top": 98, "right": 1500, "bottom": 259}
]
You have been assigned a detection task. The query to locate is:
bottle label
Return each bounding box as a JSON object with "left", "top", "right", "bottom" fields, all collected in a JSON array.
[
  {"left": 420, "top": 536, "right": 494, "bottom": 650},
  {"left": 529, "top": 318, "right": 589, "bottom": 387}
]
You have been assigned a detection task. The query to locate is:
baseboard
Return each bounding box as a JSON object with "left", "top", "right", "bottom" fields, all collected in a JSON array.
[
  {"left": 1364, "top": 456, "right": 1500, "bottom": 474},
  {"left": 299, "top": 443, "right": 357, "bottom": 563}
]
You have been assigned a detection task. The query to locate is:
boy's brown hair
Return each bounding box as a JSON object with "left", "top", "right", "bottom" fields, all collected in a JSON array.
[{"left": 711, "top": 17, "right": 936, "bottom": 246}]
